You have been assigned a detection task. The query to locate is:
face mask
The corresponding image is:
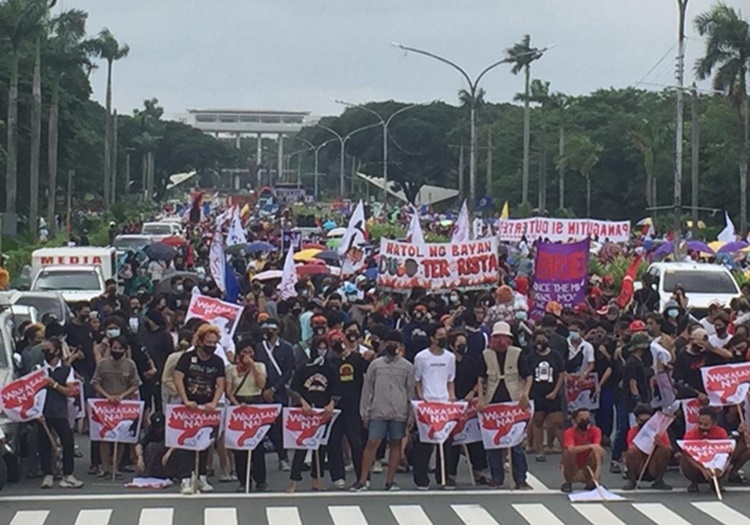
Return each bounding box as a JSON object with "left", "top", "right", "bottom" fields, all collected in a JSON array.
[
  {"left": 414, "top": 311, "right": 424, "bottom": 320},
  {"left": 106, "top": 328, "right": 121, "bottom": 339},
  {"left": 535, "top": 343, "right": 546, "bottom": 353},
  {"left": 43, "top": 351, "right": 58, "bottom": 364},
  {"left": 176, "top": 284, "right": 185, "bottom": 293},
  {"left": 716, "top": 325, "right": 727, "bottom": 335},
  {"left": 385, "top": 344, "right": 398, "bottom": 356},
  {"left": 317, "top": 347, "right": 328, "bottom": 358},
  {"left": 667, "top": 309, "right": 679, "bottom": 319},
  {"left": 78, "top": 314, "right": 88, "bottom": 322},
  {"left": 202, "top": 344, "right": 217, "bottom": 355},
  {"left": 515, "top": 311, "right": 528, "bottom": 321},
  {"left": 436, "top": 337, "right": 448, "bottom": 348},
  {"left": 329, "top": 304, "right": 340, "bottom": 311},
  {"left": 456, "top": 344, "right": 468, "bottom": 355},
  {"left": 313, "top": 326, "right": 326, "bottom": 336},
  {"left": 568, "top": 331, "right": 580, "bottom": 341},
  {"left": 262, "top": 330, "right": 273, "bottom": 340},
  {"left": 292, "top": 308, "right": 302, "bottom": 315},
  {"left": 332, "top": 341, "right": 344, "bottom": 354},
  {"left": 577, "top": 420, "right": 590, "bottom": 431},
  {"left": 450, "top": 295, "right": 460, "bottom": 304},
  {"left": 347, "top": 333, "right": 359, "bottom": 343},
  {"left": 111, "top": 351, "right": 125, "bottom": 360},
  {"left": 371, "top": 340, "right": 381, "bottom": 351}
]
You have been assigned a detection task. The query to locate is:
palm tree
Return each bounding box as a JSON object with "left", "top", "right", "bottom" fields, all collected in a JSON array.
[
  {"left": 550, "top": 92, "right": 571, "bottom": 210},
  {"left": 506, "top": 34, "right": 545, "bottom": 206},
  {"left": 556, "top": 133, "right": 602, "bottom": 216},
  {"left": 133, "top": 98, "right": 164, "bottom": 200},
  {"left": 0, "top": 0, "right": 47, "bottom": 216},
  {"left": 695, "top": 3, "right": 750, "bottom": 232},
  {"left": 630, "top": 118, "right": 666, "bottom": 209},
  {"left": 91, "top": 28, "right": 129, "bottom": 210},
  {"left": 516, "top": 79, "right": 552, "bottom": 212},
  {"left": 45, "top": 8, "right": 93, "bottom": 230}
]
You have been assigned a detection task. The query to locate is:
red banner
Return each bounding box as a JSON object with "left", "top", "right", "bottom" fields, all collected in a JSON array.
[
  {"left": 0, "top": 370, "right": 48, "bottom": 422},
  {"left": 223, "top": 404, "right": 281, "bottom": 451},
  {"left": 565, "top": 373, "right": 600, "bottom": 411},
  {"left": 681, "top": 398, "right": 702, "bottom": 434},
  {"left": 88, "top": 399, "right": 144, "bottom": 444},
  {"left": 477, "top": 401, "right": 534, "bottom": 449},
  {"left": 165, "top": 404, "right": 223, "bottom": 451},
  {"left": 282, "top": 408, "right": 340, "bottom": 450},
  {"left": 451, "top": 401, "right": 482, "bottom": 446},
  {"left": 677, "top": 439, "right": 735, "bottom": 472},
  {"left": 411, "top": 401, "right": 467, "bottom": 444},
  {"left": 701, "top": 362, "right": 750, "bottom": 406}
]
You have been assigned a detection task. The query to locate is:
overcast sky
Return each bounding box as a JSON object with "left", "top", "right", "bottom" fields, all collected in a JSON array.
[{"left": 62, "top": 0, "right": 729, "bottom": 120}]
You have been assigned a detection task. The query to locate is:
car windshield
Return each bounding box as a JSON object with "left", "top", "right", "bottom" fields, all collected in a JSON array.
[
  {"left": 663, "top": 271, "right": 739, "bottom": 295},
  {"left": 142, "top": 224, "right": 172, "bottom": 235},
  {"left": 14, "top": 296, "right": 65, "bottom": 320},
  {"left": 113, "top": 237, "right": 150, "bottom": 250},
  {"left": 33, "top": 271, "right": 100, "bottom": 291}
]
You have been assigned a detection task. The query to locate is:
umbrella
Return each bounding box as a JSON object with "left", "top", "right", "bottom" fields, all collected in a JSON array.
[
  {"left": 636, "top": 217, "right": 652, "bottom": 227},
  {"left": 364, "top": 267, "right": 378, "bottom": 280},
  {"left": 161, "top": 235, "right": 187, "bottom": 247},
  {"left": 302, "top": 243, "right": 327, "bottom": 250},
  {"left": 653, "top": 240, "right": 715, "bottom": 257},
  {"left": 246, "top": 241, "right": 276, "bottom": 253},
  {"left": 327, "top": 227, "right": 347, "bottom": 238},
  {"left": 253, "top": 270, "right": 283, "bottom": 281},
  {"left": 718, "top": 241, "right": 749, "bottom": 254},
  {"left": 708, "top": 241, "right": 726, "bottom": 253},
  {"left": 296, "top": 264, "right": 331, "bottom": 277},
  {"left": 314, "top": 249, "right": 340, "bottom": 262},
  {"left": 322, "top": 220, "right": 337, "bottom": 231},
  {"left": 294, "top": 248, "right": 322, "bottom": 262},
  {"left": 144, "top": 243, "right": 177, "bottom": 261},
  {"left": 225, "top": 243, "right": 251, "bottom": 256},
  {"left": 155, "top": 272, "right": 201, "bottom": 295},
  {"left": 327, "top": 238, "right": 341, "bottom": 249}
]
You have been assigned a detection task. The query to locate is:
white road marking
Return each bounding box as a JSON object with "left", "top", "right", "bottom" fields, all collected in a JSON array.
[
  {"left": 525, "top": 473, "right": 553, "bottom": 492},
  {"left": 633, "top": 503, "right": 692, "bottom": 525},
  {"left": 267, "top": 507, "right": 302, "bottom": 525},
  {"left": 138, "top": 508, "right": 174, "bottom": 525},
  {"left": 512, "top": 504, "right": 565, "bottom": 525},
  {"left": 572, "top": 504, "right": 627, "bottom": 525},
  {"left": 452, "top": 504, "right": 499, "bottom": 524},
  {"left": 391, "top": 505, "right": 433, "bottom": 525},
  {"left": 9, "top": 511, "right": 49, "bottom": 525},
  {"left": 73, "top": 509, "right": 112, "bottom": 525},
  {"left": 204, "top": 508, "right": 237, "bottom": 525},
  {"left": 693, "top": 502, "right": 750, "bottom": 525},
  {"left": 329, "top": 506, "right": 368, "bottom": 525}
]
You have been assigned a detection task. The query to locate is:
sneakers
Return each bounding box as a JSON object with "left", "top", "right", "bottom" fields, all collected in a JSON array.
[
  {"left": 444, "top": 478, "right": 456, "bottom": 490},
  {"left": 180, "top": 478, "right": 194, "bottom": 495},
  {"left": 372, "top": 460, "right": 384, "bottom": 474},
  {"left": 59, "top": 475, "right": 83, "bottom": 489},
  {"left": 416, "top": 484, "right": 429, "bottom": 491},
  {"left": 622, "top": 480, "right": 637, "bottom": 491},
  {"left": 41, "top": 475, "right": 54, "bottom": 489},
  {"left": 333, "top": 479, "right": 346, "bottom": 490},
  {"left": 279, "top": 459, "right": 291, "bottom": 472},
  {"left": 584, "top": 482, "right": 597, "bottom": 491},
  {"left": 198, "top": 475, "right": 214, "bottom": 493},
  {"left": 255, "top": 482, "right": 268, "bottom": 492},
  {"left": 350, "top": 481, "right": 368, "bottom": 492},
  {"left": 385, "top": 481, "right": 400, "bottom": 491},
  {"left": 515, "top": 481, "right": 533, "bottom": 491},
  {"left": 560, "top": 482, "right": 573, "bottom": 493}
]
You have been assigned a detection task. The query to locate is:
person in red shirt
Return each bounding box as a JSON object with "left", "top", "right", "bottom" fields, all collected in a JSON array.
[
  {"left": 623, "top": 405, "right": 672, "bottom": 491},
  {"left": 561, "top": 408, "right": 605, "bottom": 493},
  {"left": 681, "top": 407, "right": 729, "bottom": 493}
]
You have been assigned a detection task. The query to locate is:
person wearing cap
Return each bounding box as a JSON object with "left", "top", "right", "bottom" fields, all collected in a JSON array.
[
  {"left": 645, "top": 313, "right": 674, "bottom": 374},
  {"left": 622, "top": 404, "right": 672, "bottom": 491},
  {"left": 477, "top": 321, "right": 531, "bottom": 489},
  {"left": 135, "top": 412, "right": 177, "bottom": 479},
  {"left": 623, "top": 333, "right": 652, "bottom": 416},
  {"left": 673, "top": 327, "right": 731, "bottom": 401},
  {"left": 255, "top": 317, "right": 296, "bottom": 471}
]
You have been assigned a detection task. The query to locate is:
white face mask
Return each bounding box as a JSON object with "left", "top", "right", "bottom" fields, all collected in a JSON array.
[{"left": 106, "top": 328, "right": 121, "bottom": 339}]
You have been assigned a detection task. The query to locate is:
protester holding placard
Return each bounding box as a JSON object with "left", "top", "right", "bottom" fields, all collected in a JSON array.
[
  {"left": 623, "top": 405, "right": 672, "bottom": 490},
  {"left": 91, "top": 335, "right": 142, "bottom": 478},
  {"left": 38, "top": 337, "right": 84, "bottom": 489},
  {"left": 173, "top": 325, "right": 226, "bottom": 494},
  {"left": 560, "top": 408, "right": 604, "bottom": 493},
  {"left": 225, "top": 340, "right": 268, "bottom": 492},
  {"left": 681, "top": 407, "right": 730, "bottom": 492}
]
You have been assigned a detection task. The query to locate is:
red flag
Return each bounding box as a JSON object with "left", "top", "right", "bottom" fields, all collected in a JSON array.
[{"left": 615, "top": 256, "right": 641, "bottom": 309}]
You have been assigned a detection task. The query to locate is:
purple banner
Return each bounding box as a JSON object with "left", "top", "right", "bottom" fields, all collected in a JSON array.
[{"left": 531, "top": 239, "right": 590, "bottom": 320}]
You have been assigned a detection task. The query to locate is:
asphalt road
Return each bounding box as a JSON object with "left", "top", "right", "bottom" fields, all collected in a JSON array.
[{"left": 3, "top": 437, "right": 750, "bottom": 524}]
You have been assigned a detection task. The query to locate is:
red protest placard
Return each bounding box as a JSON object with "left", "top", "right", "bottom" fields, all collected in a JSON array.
[
  {"left": 0, "top": 370, "right": 48, "bottom": 422},
  {"left": 165, "top": 404, "right": 223, "bottom": 451},
  {"left": 411, "top": 401, "right": 467, "bottom": 444},
  {"left": 477, "top": 401, "right": 534, "bottom": 449},
  {"left": 88, "top": 399, "right": 144, "bottom": 444},
  {"left": 223, "top": 404, "right": 281, "bottom": 451}
]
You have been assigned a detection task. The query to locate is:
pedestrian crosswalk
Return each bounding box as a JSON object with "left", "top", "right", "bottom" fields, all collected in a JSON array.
[{"left": 8, "top": 501, "right": 750, "bottom": 525}]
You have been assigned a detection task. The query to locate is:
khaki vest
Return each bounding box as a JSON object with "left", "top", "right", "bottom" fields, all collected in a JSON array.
[{"left": 482, "top": 346, "right": 523, "bottom": 402}]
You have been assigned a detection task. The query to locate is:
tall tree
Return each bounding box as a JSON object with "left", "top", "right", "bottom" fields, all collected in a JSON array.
[
  {"left": 550, "top": 92, "right": 571, "bottom": 211},
  {"left": 695, "top": 2, "right": 750, "bottom": 232},
  {"left": 45, "top": 8, "right": 93, "bottom": 230},
  {"left": 630, "top": 118, "right": 666, "bottom": 209},
  {"left": 516, "top": 79, "right": 552, "bottom": 212},
  {"left": 91, "top": 28, "right": 129, "bottom": 210},
  {"left": 557, "top": 133, "right": 602, "bottom": 217},
  {"left": 0, "top": 0, "right": 47, "bottom": 216},
  {"left": 506, "top": 34, "right": 545, "bottom": 206}
]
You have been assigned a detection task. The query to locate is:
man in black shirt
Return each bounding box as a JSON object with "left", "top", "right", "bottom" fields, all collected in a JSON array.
[
  {"left": 65, "top": 302, "right": 95, "bottom": 382},
  {"left": 673, "top": 328, "right": 731, "bottom": 400},
  {"left": 174, "top": 325, "right": 226, "bottom": 495},
  {"left": 623, "top": 333, "right": 651, "bottom": 414}
]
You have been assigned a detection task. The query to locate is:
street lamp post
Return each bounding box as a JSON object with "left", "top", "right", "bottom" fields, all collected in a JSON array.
[
  {"left": 318, "top": 123, "right": 381, "bottom": 198},
  {"left": 392, "top": 43, "right": 549, "bottom": 211},
  {"left": 334, "top": 100, "right": 419, "bottom": 203},
  {"left": 295, "top": 137, "right": 337, "bottom": 200}
]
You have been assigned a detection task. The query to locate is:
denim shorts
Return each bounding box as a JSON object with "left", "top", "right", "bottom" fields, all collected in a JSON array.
[{"left": 368, "top": 419, "right": 406, "bottom": 441}]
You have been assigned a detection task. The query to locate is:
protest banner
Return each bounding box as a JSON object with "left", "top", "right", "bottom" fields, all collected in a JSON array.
[
  {"left": 496, "top": 217, "right": 630, "bottom": 243},
  {"left": 633, "top": 411, "right": 675, "bottom": 455},
  {"left": 185, "top": 294, "right": 244, "bottom": 347},
  {"left": 531, "top": 239, "right": 589, "bottom": 320},
  {"left": 411, "top": 401, "right": 468, "bottom": 444},
  {"left": 0, "top": 369, "right": 48, "bottom": 422},
  {"left": 223, "top": 404, "right": 282, "bottom": 450},
  {"left": 651, "top": 372, "right": 676, "bottom": 409},
  {"left": 565, "top": 372, "right": 600, "bottom": 411},
  {"left": 165, "top": 404, "right": 223, "bottom": 451},
  {"left": 681, "top": 398, "right": 702, "bottom": 434},
  {"left": 377, "top": 238, "right": 499, "bottom": 292},
  {"left": 677, "top": 439, "right": 735, "bottom": 472},
  {"left": 282, "top": 408, "right": 340, "bottom": 450},
  {"left": 88, "top": 399, "right": 144, "bottom": 444},
  {"left": 451, "top": 401, "right": 482, "bottom": 446},
  {"left": 477, "top": 401, "right": 534, "bottom": 449},
  {"left": 701, "top": 362, "right": 750, "bottom": 406}
]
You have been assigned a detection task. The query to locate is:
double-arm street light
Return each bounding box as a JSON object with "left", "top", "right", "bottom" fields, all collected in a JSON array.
[
  {"left": 294, "top": 137, "right": 337, "bottom": 200},
  {"left": 317, "top": 122, "right": 382, "bottom": 197},
  {"left": 392, "top": 42, "right": 549, "bottom": 210},
  {"left": 334, "top": 100, "right": 419, "bottom": 203}
]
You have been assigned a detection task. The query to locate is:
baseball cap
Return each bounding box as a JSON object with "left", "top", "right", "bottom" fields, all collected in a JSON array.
[{"left": 629, "top": 320, "right": 647, "bottom": 333}]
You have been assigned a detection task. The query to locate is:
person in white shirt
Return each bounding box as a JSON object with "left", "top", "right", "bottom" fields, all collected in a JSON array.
[
  {"left": 708, "top": 312, "right": 732, "bottom": 349},
  {"left": 412, "top": 323, "right": 456, "bottom": 490},
  {"left": 566, "top": 321, "right": 595, "bottom": 375},
  {"left": 698, "top": 300, "right": 724, "bottom": 336},
  {"left": 645, "top": 314, "right": 673, "bottom": 373}
]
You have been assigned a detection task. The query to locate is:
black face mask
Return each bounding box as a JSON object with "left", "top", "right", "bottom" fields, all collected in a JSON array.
[
  {"left": 43, "top": 351, "right": 58, "bottom": 364},
  {"left": 313, "top": 326, "right": 326, "bottom": 336},
  {"left": 456, "top": 344, "right": 468, "bottom": 355},
  {"left": 436, "top": 337, "right": 448, "bottom": 348},
  {"left": 385, "top": 344, "right": 398, "bottom": 357},
  {"left": 292, "top": 308, "right": 302, "bottom": 315},
  {"left": 111, "top": 351, "right": 125, "bottom": 360},
  {"left": 202, "top": 345, "right": 217, "bottom": 355},
  {"left": 262, "top": 330, "right": 273, "bottom": 340},
  {"left": 577, "top": 420, "right": 591, "bottom": 431},
  {"left": 332, "top": 341, "right": 344, "bottom": 354},
  {"left": 535, "top": 343, "right": 547, "bottom": 353},
  {"left": 371, "top": 340, "right": 381, "bottom": 351}
]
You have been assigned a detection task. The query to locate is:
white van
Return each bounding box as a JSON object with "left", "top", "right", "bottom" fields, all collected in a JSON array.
[
  {"left": 29, "top": 247, "right": 116, "bottom": 303},
  {"left": 645, "top": 262, "right": 741, "bottom": 317},
  {"left": 141, "top": 221, "right": 181, "bottom": 241}
]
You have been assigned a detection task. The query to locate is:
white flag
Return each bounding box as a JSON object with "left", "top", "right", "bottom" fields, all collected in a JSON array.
[
  {"left": 209, "top": 228, "right": 226, "bottom": 294},
  {"left": 339, "top": 200, "right": 368, "bottom": 275},
  {"left": 451, "top": 200, "right": 471, "bottom": 243},
  {"left": 406, "top": 208, "right": 425, "bottom": 246},
  {"left": 226, "top": 207, "right": 248, "bottom": 247},
  {"left": 717, "top": 212, "right": 736, "bottom": 243},
  {"left": 279, "top": 246, "right": 298, "bottom": 300}
]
